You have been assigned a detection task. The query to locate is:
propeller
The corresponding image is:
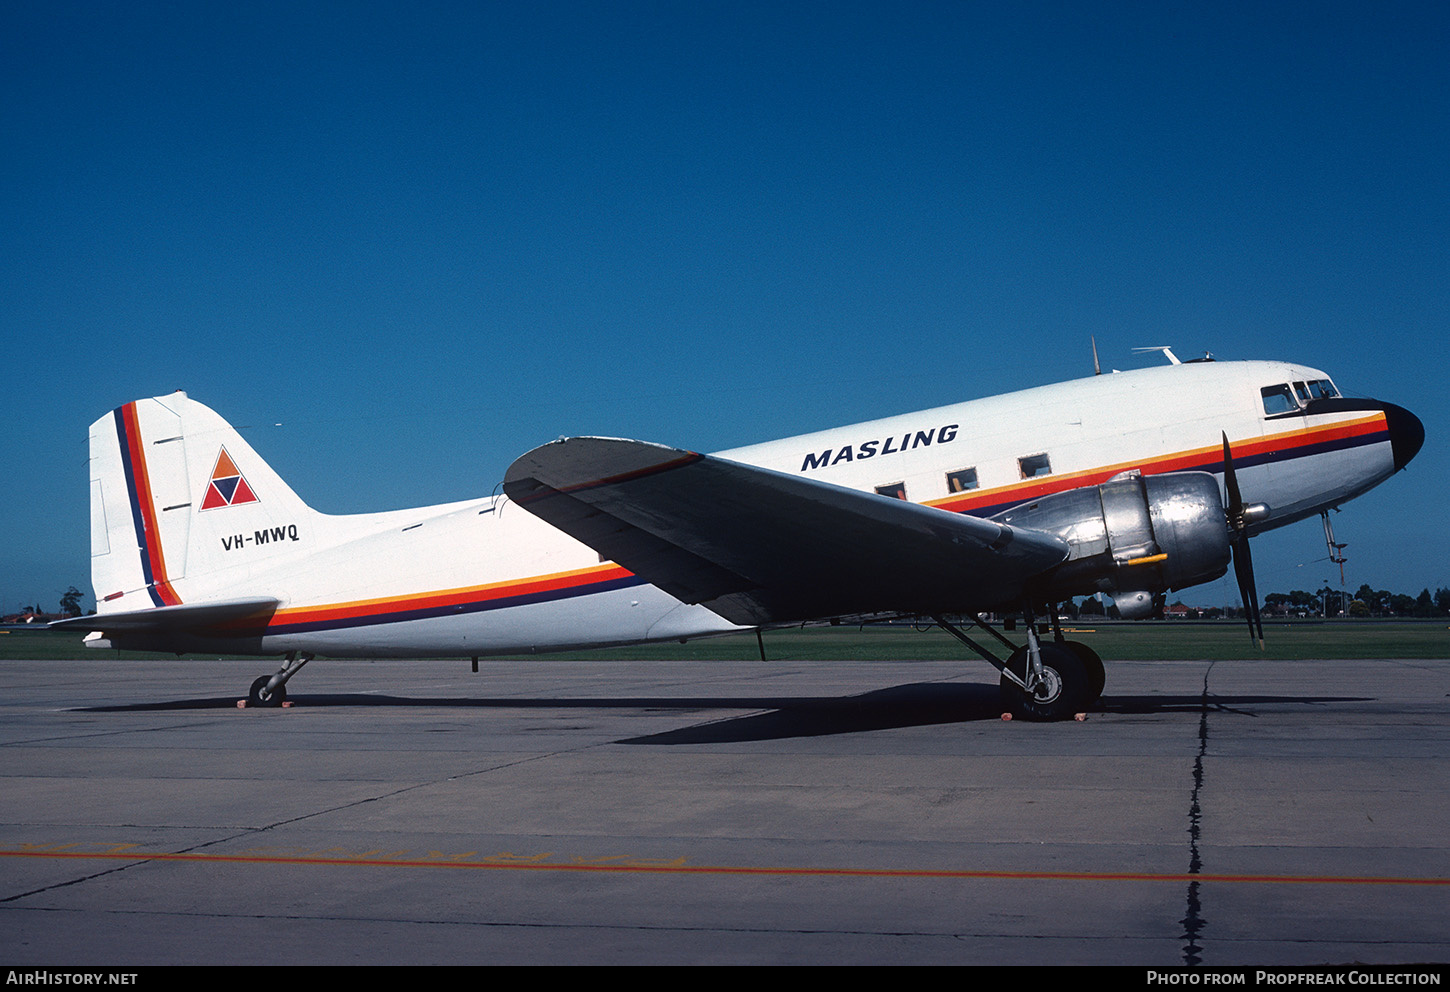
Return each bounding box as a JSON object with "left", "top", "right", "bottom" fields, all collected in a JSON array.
[{"left": 1222, "top": 433, "right": 1265, "bottom": 649}]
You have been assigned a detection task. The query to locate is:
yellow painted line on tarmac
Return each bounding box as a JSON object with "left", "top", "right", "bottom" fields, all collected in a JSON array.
[{"left": 3, "top": 845, "right": 1447, "bottom": 886}]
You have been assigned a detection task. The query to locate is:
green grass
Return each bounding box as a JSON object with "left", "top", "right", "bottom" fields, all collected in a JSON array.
[
  {"left": 3, "top": 620, "right": 1446, "bottom": 663},
  {"left": 0, "top": 629, "right": 265, "bottom": 662},
  {"left": 572, "top": 620, "right": 1450, "bottom": 662}
]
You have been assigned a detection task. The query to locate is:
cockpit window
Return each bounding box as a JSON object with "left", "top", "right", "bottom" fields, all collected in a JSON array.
[
  {"left": 1261, "top": 384, "right": 1298, "bottom": 415},
  {"left": 1263, "top": 378, "right": 1341, "bottom": 416}
]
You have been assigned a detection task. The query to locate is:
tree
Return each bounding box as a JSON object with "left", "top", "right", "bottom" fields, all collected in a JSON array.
[
  {"left": 1266, "top": 589, "right": 1323, "bottom": 616},
  {"left": 1414, "top": 589, "right": 1435, "bottom": 618},
  {"left": 59, "top": 586, "right": 82, "bottom": 617},
  {"left": 1289, "top": 590, "right": 1318, "bottom": 611}
]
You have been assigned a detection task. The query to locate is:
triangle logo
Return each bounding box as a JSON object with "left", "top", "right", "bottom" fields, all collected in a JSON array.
[{"left": 200, "top": 447, "right": 260, "bottom": 510}]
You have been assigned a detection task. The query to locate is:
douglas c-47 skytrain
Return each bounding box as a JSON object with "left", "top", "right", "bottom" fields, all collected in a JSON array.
[{"left": 58, "top": 355, "right": 1424, "bottom": 720}]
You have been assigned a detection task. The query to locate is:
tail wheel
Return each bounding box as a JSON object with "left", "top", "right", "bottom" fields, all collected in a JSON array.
[
  {"left": 1000, "top": 643, "right": 1088, "bottom": 721},
  {"left": 248, "top": 675, "right": 286, "bottom": 708}
]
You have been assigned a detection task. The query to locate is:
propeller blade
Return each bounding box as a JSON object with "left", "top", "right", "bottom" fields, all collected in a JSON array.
[
  {"left": 1222, "top": 434, "right": 1265, "bottom": 650},
  {"left": 1232, "top": 530, "right": 1265, "bottom": 649},
  {"left": 1222, "top": 433, "right": 1244, "bottom": 520}
]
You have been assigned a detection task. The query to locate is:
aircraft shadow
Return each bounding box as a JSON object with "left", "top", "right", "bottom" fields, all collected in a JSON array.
[
  {"left": 618, "top": 690, "right": 1372, "bottom": 744},
  {"left": 620, "top": 682, "right": 1003, "bottom": 743},
  {"left": 77, "top": 684, "right": 1373, "bottom": 743},
  {"left": 74, "top": 682, "right": 1000, "bottom": 733}
]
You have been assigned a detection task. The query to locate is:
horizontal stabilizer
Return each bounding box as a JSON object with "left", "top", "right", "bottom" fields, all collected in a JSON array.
[
  {"left": 50, "top": 597, "right": 281, "bottom": 633},
  {"left": 504, "top": 437, "right": 1069, "bottom": 626}
]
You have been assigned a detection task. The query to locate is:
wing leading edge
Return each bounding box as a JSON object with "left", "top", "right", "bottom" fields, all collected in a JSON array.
[{"left": 503, "top": 437, "right": 1069, "bottom": 627}]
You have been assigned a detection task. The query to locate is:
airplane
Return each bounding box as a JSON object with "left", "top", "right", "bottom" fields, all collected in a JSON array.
[{"left": 56, "top": 356, "right": 1423, "bottom": 720}]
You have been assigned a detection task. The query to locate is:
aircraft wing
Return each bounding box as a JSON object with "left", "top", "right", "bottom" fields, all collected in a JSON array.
[{"left": 503, "top": 438, "right": 1069, "bottom": 627}]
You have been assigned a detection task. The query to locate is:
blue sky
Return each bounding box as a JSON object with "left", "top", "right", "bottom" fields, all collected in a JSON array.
[{"left": 3, "top": 1, "right": 1445, "bottom": 613}]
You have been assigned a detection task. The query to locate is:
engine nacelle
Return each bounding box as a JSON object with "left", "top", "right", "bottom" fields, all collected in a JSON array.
[{"left": 990, "top": 472, "right": 1230, "bottom": 614}]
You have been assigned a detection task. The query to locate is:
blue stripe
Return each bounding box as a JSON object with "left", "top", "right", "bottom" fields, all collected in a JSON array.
[{"left": 113, "top": 408, "right": 167, "bottom": 608}]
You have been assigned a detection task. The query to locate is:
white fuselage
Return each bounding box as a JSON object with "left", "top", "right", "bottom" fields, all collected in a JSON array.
[{"left": 88, "top": 360, "right": 1408, "bottom": 658}]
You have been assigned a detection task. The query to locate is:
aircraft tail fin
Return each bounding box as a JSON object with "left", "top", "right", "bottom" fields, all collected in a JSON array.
[{"left": 87, "top": 392, "right": 317, "bottom": 613}]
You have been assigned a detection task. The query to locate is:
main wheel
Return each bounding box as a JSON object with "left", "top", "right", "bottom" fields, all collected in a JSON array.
[
  {"left": 999, "top": 643, "right": 1088, "bottom": 721},
  {"left": 248, "top": 675, "right": 286, "bottom": 708},
  {"left": 1061, "top": 640, "right": 1105, "bottom": 703}
]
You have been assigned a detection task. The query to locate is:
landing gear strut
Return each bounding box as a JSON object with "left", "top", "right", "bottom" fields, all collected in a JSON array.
[
  {"left": 246, "top": 651, "right": 313, "bottom": 708},
  {"left": 932, "top": 609, "right": 1101, "bottom": 721}
]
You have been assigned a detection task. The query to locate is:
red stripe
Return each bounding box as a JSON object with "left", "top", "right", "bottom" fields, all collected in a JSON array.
[
  {"left": 121, "top": 403, "right": 182, "bottom": 606},
  {"left": 216, "top": 563, "right": 637, "bottom": 631},
  {"left": 931, "top": 415, "right": 1386, "bottom": 516},
  {"left": 2, "top": 848, "right": 1444, "bottom": 886}
]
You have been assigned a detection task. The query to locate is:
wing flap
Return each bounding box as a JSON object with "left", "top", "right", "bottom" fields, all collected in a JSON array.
[{"left": 504, "top": 438, "right": 1067, "bottom": 626}]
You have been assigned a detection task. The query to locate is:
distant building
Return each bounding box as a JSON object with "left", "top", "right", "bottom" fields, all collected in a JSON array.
[{"left": 1, "top": 611, "right": 64, "bottom": 625}]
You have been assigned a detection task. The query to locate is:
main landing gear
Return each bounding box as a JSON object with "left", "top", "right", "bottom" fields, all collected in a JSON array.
[
  {"left": 932, "top": 609, "right": 1103, "bottom": 721},
  {"left": 246, "top": 651, "right": 313, "bottom": 708}
]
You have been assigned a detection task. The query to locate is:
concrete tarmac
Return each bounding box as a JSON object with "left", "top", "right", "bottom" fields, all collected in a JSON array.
[{"left": 1, "top": 655, "right": 1447, "bottom": 966}]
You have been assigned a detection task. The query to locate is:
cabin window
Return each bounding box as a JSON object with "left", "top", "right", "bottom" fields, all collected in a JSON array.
[
  {"left": 875, "top": 482, "right": 907, "bottom": 500},
  {"left": 1261, "top": 384, "right": 1298, "bottom": 415},
  {"left": 1018, "top": 454, "right": 1052, "bottom": 479},
  {"left": 947, "top": 467, "right": 979, "bottom": 492}
]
